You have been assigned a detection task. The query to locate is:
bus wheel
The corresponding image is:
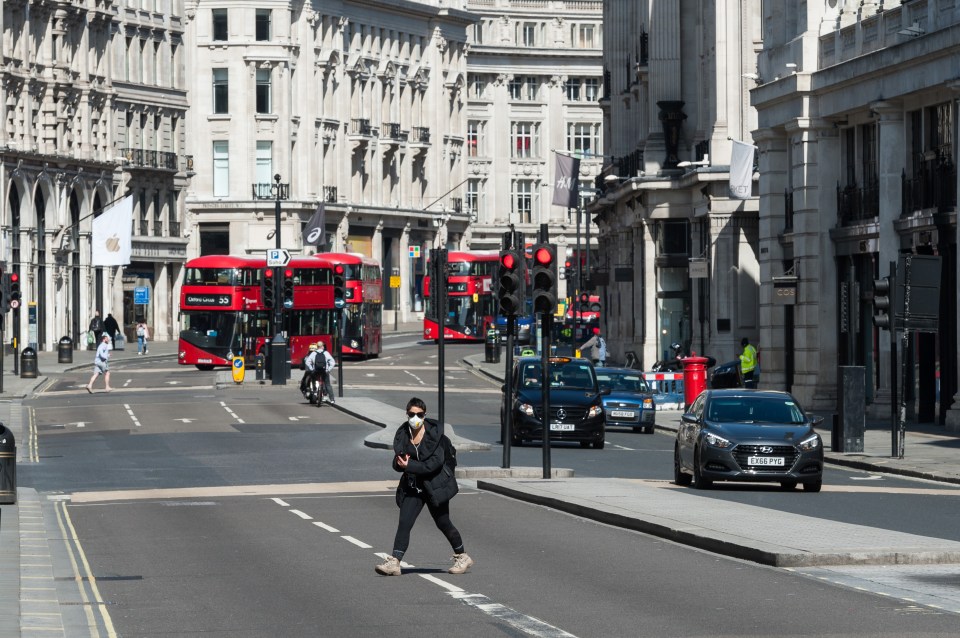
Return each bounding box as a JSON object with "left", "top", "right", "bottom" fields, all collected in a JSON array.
[{"left": 195, "top": 364, "right": 215, "bottom": 371}]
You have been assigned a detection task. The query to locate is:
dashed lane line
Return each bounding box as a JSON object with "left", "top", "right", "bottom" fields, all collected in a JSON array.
[
  {"left": 220, "top": 401, "right": 245, "bottom": 424},
  {"left": 123, "top": 404, "right": 142, "bottom": 428},
  {"left": 273, "top": 498, "right": 580, "bottom": 637}
]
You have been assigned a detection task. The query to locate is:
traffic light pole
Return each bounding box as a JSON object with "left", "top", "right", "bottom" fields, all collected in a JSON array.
[
  {"left": 540, "top": 310, "right": 552, "bottom": 479},
  {"left": 502, "top": 314, "right": 514, "bottom": 469},
  {"left": 888, "top": 260, "right": 898, "bottom": 457},
  {"left": 270, "top": 174, "right": 288, "bottom": 385}
]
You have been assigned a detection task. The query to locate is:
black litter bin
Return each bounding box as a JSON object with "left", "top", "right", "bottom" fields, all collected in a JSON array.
[
  {"left": 0, "top": 423, "right": 16, "bottom": 504},
  {"left": 20, "top": 347, "right": 38, "bottom": 379},
  {"left": 484, "top": 329, "right": 501, "bottom": 363},
  {"left": 58, "top": 336, "right": 73, "bottom": 363}
]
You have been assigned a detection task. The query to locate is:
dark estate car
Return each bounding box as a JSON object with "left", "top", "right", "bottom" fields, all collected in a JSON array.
[
  {"left": 595, "top": 367, "right": 656, "bottom": 433},
  {"left": 674, "top": 389, "right": 824, "bottom": 492},
  {"left": 501, "top": 356, "right": 607, "bottom": 448}
]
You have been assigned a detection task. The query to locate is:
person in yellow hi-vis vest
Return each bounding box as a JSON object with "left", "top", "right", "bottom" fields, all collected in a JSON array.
[{"left": 739, "top": 337, "right": 758, "bottom": 388}]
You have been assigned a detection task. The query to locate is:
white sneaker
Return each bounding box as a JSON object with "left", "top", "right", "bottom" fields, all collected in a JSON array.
[{"left": 375, "top": 556, "right": 401, "bottom": 576}]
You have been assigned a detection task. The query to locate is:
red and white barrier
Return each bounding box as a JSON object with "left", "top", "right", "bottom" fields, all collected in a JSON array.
[{"left": 642, "top": 371, "right": 685, "bottom": 410}]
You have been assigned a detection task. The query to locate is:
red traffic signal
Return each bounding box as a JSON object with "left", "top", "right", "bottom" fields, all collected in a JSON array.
[
  {"left": 534, "top": 246, "right": 553, "bottom": 266},
  {"left": 497, "top": 249, "right": 526, "bottom": 316},
  {"left": 530, "top": 243, "right": 557, "bottom": 314},
  {"left": 500, "top": 252, "right": 517, "bottom": 270}
]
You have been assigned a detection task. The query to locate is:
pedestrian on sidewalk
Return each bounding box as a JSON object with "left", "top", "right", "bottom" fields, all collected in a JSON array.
[
  {"left": 376, "top": 397, "right": 472, "bottom": 576},
  {"left": 103, "top": 313, "right": 120, "bottom": 345},
  {"left": 88, "top": 311, "right": 103, "bottom": 346},
  {"left": 136, "top": 320, "right": 149, "bottom": 355},
  {"left": 85, "top": 334, "right": 113, "bottom": 393}
]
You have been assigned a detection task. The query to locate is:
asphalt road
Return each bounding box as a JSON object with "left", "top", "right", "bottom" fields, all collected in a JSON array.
[{"left": 20, "top": 339, "right": 960, "bottom": 636}]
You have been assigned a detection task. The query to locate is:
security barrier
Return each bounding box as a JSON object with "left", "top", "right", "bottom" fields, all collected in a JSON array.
[{"left": 642, "top": 371, "right": 685, "bottom": 410}]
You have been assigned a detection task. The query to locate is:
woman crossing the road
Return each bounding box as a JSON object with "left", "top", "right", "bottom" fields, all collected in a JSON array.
[
  {"left": 376, "top": 397, "right": 473, "bottom": 576},
  {"left": 85, "top": 334, "right": 113, "bottom": 393}
]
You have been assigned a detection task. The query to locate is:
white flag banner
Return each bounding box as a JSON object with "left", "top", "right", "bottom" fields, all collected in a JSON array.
[
  {"left": 92, "top": 195, "right": 133, "bottom": 266},
  {"left": 729, "top": 140, "right": 756, "bottom": 199}
]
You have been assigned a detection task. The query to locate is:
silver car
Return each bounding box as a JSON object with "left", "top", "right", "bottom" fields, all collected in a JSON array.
[{"left": 674, "top": 389, "right": 824, "bottom": 492}]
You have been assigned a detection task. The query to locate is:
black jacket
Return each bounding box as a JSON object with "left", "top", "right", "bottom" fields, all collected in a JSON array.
[
  {"left": 103, "top": 315, "right": 120, "bottom": 338},
  {"left": 392, "top": 418, "right": 458, "bottom": 507}
]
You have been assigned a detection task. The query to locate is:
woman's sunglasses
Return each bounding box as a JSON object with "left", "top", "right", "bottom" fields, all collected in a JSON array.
[{"left": 406, "top": 411, "right": 424, "bottom": 418}]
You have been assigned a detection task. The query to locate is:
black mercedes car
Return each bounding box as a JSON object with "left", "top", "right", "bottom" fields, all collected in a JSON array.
[
  {"left": 674, "top": 389, "right": 824, "bottom": 491},
  {"left": 501, "top": 356, "right": 608, "bottom": 448}
]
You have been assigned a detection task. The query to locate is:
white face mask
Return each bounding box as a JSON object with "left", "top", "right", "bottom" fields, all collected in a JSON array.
[{"left": 408, "top": 414, "right": 425, "bottom": 429}]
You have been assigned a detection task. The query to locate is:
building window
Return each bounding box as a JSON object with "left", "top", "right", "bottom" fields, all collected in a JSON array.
[
  {"left": 255, "top": 9, "right": 272, "bottom": 41},
  {"left": 467, "top": 121, "right": 482, "bottom": 157},
  {"left": 213, "top": 68, "right": 228, "bottom": 114},
  {"left": 508, "top": 77, "right": 522, "bottom": 101},
  {"left": 512, "top": 180, "right": 535, "bottom": 224},
  {"left": 212, "top": 9, "right": 228, "bottom": 41},
  {"left": 512, "top": 122, "right": 537, "bottom": 159},
  {"left": 213, "top": 141, "right": 229, "bottom": 197},
  {"left": 584, "top": 77, "right": 600, "bottom": 101},
  {"left": 566, "top": 79, "right": 581, "bottom": 101},
  {"left": 256, "top": 141, "right": 273, "bottom": 185},
  {"left": 524, "top": 76, "right": 537, "bottom": 101},
  {"left": 256, "top": 68, "right": 272, "bottom": 114},
  {"left": 568, "top": 123, "right": 600, "bottom": 156},
  {"left": 470, "top": 75, "right": 486, "bottom": 99},
  {"left": 576, "top": 24, "right": 595, "bottom": 48},
  {"left": 466, "top": 179, "right": 481, "bottom": 216},
  {"left": 522, "top": 22, "right": 536, "bottom": 47}
]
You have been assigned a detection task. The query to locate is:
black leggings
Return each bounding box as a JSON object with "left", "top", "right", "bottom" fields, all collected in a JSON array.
[{"left": 392, "top": 494, "right": 463, "bottom": 559}]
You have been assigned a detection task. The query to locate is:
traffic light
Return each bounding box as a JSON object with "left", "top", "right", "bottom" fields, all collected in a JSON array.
[
  {"left": 497, "top": 249, "right": 526, "bottom": 316},
  {"left": 0, "top": 273, "right": 8, "bottom": 313},
  {"left": 261, "top": 269, "right": 275, "bottom": 309},
  {"left": 531, "top": 243, "right": 558, "bottom": 314},
  {"left": 333, "top": 264, "right": 346, "bottom": 306},
  {"left": 428, "top": 249, "right": 448, "bottom": 316},
  {"left": 282, "top": 268, "right": 295, "bottom": 307},
  {"left": 7, "top": 272, "right": 20, "bottom": 310},
  {"left": 872, "top": 275, "right": 893, "bottom": 330}
]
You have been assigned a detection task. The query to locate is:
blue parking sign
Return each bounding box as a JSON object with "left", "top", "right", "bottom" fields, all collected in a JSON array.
[{"left": 134, "top": 286, "right": 149, "bottom": 304}]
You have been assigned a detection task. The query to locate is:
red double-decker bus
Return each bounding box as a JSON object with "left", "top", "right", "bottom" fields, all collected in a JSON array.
[
  {"left": 178, "top": 255, "right": 335, "bottom": 369},
  {"left": 314, "top": 252, "right": 383, "bottom": 358},
  {"left": 423, "top": 250, "right": 499, "bottom": 341}
]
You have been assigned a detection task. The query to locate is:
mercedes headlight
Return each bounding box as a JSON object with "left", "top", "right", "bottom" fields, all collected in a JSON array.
[
  {"left": 519, "top": 403, "right": 535, "bottom": 416},
  {"left": 587, "top": 404, "right": 603, "bottom": 418},
  {"left": 704, "top": 432, "right": 732, "bottom": 448},
  {"left": 798, "top": 434, "right": 821, "bottom": 451}
]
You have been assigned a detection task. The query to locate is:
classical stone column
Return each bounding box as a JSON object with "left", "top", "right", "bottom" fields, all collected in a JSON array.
[
  {"left": 870, "top": 100, "right": 904, "bottom": 416},
  {"left": 946, "top": 83, "right": 960, "bottom": 431},
  {"left": 399, "top": 223, "right": 412, "bottom": 323}
]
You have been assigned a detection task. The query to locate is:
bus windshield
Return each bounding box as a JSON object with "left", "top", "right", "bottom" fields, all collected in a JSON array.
[
  {"left": 180, "top": 311, "right": 243, "bottom": 350},
  {"left": 183, "top": 267, "right": 259, "bottom": 286}
]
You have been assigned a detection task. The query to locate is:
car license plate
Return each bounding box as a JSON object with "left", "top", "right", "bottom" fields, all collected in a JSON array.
[
  {"left": 609, "top": 410, "right": 636, "bottom": 419},
  {"left": 748, "top": 456, "right": 785, "bottom": 466},
  {"left": 550, "top": 423, "right": 575, "bottom": 431}
]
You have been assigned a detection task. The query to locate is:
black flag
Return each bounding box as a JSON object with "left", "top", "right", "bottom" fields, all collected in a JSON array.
[
  {"left": 552, "top": 153, "right": 581, "bottom": 208},
  {"left": 302, "top": 202, "right": 326, "bottom": 247}
]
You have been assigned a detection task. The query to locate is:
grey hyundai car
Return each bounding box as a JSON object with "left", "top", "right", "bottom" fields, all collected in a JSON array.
[{"left": 674, "top": 389, "right": 824, "bottom": 492}]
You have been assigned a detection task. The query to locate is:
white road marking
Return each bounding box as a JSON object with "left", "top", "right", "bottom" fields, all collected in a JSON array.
[
  {"left": 220, "top": 401, "right": 245, "bottom": 424},
  {"left": 851, "top": 475, "right": 884, "bottom": 481},
  {"left": 289, "top": 509, "right": 312, "bottom": 520},
  {"left": 288, "top": 416, "right": 310, "bottom": 421},
  {"left": 124, "top": 379, "right": 132, "bottom": 387},
  {"left": 70, "top": 422, "right": 87, "bottom": 429},
  {"left": 165, "top": 381, "right": 182, "bottom": 385},
  {"left": 420, "top": 573, "right": 464, "bottom": 592},
  {"left": 174, "top": 418, "right": 196, "bottom": 424},
  {"left": 313, "top": 521, "right": 339, "bottom": 533},
  {"left": 341, "top": 535, "right": 371, "bottom": 549},
  {"left": 365, "top": 373, "right": 376, "bottom": 377},
  {"left": 123, "top": 404, "right": 141, "bottom": 428},
  {"left": 404, "top": 370, "right": 426, "bottom": 385},
  {"left": 271, "top": 498, "right": 289, "bottom": 506},
  {"left": 612, "top": 444, "right": 634, "bottom": 450}
]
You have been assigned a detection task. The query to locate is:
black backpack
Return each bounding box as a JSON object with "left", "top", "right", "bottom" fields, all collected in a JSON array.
[{"left": 440, "top": 434, "right": 457, "bottom": 469}]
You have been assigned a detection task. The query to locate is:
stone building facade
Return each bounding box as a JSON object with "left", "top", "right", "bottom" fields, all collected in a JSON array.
[
  {"left": 752, "top": 1, "right": 958, "bottom": 427},
  {"left": 586, "top": 1, "right": 761, "bottom": 375},
  {"left": 463, "top": 0, "right": 603, "bottom": 302},
  {"left": 182, "top": 0, "right": 474, "bottom": 324},
  {"left": 1, "top": 0, "right": 190, "bottom": 350}
]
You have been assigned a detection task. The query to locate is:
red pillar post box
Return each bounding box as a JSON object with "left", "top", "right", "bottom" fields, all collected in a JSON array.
[{"left": 682, "top": 355, "right": 709, "bottom": 407}]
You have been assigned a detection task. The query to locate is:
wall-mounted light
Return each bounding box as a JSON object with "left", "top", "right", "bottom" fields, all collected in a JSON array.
[
  {"left": 742, "top": 73, "right": 762, "bottom": 83},
  {"left": 678, "top": 154, "right": 710, "bottom": 169}
]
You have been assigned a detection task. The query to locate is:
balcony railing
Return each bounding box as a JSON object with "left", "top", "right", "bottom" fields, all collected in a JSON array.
[
  {"left": 323, "top": 185, "right": 338, "bottom": 203},
  {"left": 451, "top": 198, "right": 462, "bottom": 214},
  {"left": 382, "top": 122, "right": 403, "bottom": 140},
  {"left": 351, "top": 118, "right": 372, "bottom": 135},
  {"left": 598, "top": 149, "right": 645, "bottom": 190},
  {"left": 251, "top": 183, "right": 290, "bottom": 199},
  {"left": 122, "top": 148, "right": 179, "bottom": 170},
  {"left": 410, "top": 127, "right": 431, "bottom": 143},
  {"left": 902, "top": 157, "right": 957, "bottom": 216},
  {"left": 837, "top": 180, "right": 880, "bottom": 225}
]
